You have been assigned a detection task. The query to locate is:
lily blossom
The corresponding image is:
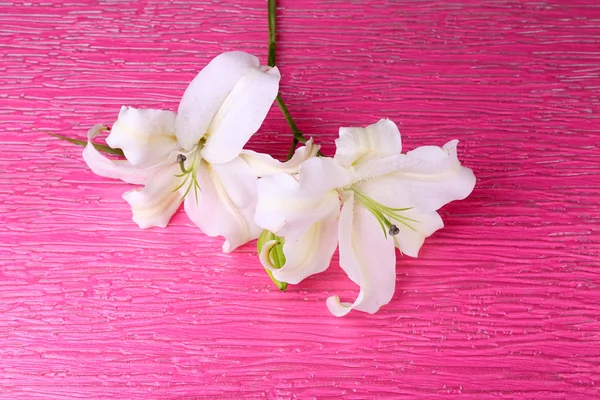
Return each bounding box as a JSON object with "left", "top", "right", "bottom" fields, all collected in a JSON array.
[
  {"left": 255, "top": 119, "right": 476, "bottom": 316},
  {"left": 83, "top": 51, "right": 318, "bottom": 252}
]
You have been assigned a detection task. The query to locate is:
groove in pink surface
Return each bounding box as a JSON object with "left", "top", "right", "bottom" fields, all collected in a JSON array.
[{"left": 0, "top": 0, "right": 599, "bottom": 399}]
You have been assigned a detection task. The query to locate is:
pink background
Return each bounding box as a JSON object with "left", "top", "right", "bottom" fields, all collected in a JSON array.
[{"left": 1, "top": 0, "right": 599, "bottom": 398}]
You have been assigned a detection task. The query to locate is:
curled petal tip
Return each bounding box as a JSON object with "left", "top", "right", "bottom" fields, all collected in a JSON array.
[{"left": 326, "top": 295, "right": 353, "bottom": 317}]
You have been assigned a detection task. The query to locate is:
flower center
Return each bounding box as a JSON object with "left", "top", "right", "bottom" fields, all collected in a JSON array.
[{"left": 350, "top": 188, "right": 418, "bottom": 239}]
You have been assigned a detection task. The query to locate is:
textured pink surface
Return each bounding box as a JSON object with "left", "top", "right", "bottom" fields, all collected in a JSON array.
[{"left": 1, "top": 0, "right": 599, "bottom": 398}]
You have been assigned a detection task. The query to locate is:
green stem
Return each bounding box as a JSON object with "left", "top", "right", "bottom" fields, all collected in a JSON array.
[
  {"left": 268, "top": 0, "right": 321, "bottom": 160},
  {"left": 267, "top": 0, "right": 277, "bottom": 68},
  {"left": 276, "top": 94, "right": 307, "bottom": 145},
  {"left": 286, "top": 138, "right": 299, "bottom": 160},
  {"left": 46, "top": 132, "right": 124, "bottom": 156}
]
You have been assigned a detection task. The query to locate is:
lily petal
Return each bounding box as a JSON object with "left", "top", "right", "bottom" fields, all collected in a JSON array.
[
  {"left": 200, "top": 66, "right": 280, "bottom": 164},
  {"left": 297, "top": 157, "right": 354, "bottom": 198},
  {"left": 176, "top": 52, "right": 258, "bottom": 150},
  {"left": 391, "top": 210, "right": 444, "bottom": 257},
  {"left": 176, "top": 51, "right": 280, "bottom": 160},
  {"left": 122, "top": 162, "right": 185, "bottom": 229},
  {"left": 326, "top": 193, "right": 396, "bottom": 316},
  {"left": 353, "top": 177, "right": 445, "bottom": 257},
  {"left": 254, "top": 157, "right": 350, "bottom": 237},
  {"left": 184, "top": 156, "right": 262, "bottom": 253},
  {"left": 335, "top": 119, "right": 402, "bottom": 168},
  {"left": 402, "top": 140, "right": 475, "bottom": 210},
  {"left": 240, "top": 138, "right": 320, "bottom": 177},
  {"left": 259, "top": 205, "right": 339, "bottom": 284},
  {"left": 355, "top": 140, "right": 476, "bottom": 213},
  {"left": 105, "top": 106, "right": 180, "bottom": 168},
  {"left": 82, "top": 124, "right": 157, "bottom": 185}
]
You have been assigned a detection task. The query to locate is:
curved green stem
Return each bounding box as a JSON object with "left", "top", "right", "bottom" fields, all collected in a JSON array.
[
  {"left": 276, "top": 94, "right": 307, "bottom": 145},
  {"left": 286, "top": 138, "right": 299, "bottom": 160},
  {"left": 268, "top": 0, "right": 322, "bottom": 160}
]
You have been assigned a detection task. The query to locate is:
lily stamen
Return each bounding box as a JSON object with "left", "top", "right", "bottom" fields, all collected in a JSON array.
[
  {"left": 172, "top": 150, "right": 201, "bottom": 203},
  {"left": 177, "top": 154, "right": 188, "bottom": 173},
  {"left": 350, "top": 188, "right": 418, "bottom": 237}
]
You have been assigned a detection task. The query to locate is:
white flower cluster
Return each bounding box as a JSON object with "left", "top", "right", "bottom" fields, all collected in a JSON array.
[{"left": 84, "top": 51, "right": 476, "bottom": 316}]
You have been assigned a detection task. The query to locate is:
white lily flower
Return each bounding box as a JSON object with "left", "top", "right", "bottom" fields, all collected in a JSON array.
[
  {"left": 255, "top": 119, "right": 476, "bottom": 316},
  {"left": 83, "top": 51, "right": 319, "bottom": 252}
]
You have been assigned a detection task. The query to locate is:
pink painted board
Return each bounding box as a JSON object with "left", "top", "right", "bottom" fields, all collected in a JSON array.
[{"left": 1, "top": 0, "right": 599, "bottom": 398}]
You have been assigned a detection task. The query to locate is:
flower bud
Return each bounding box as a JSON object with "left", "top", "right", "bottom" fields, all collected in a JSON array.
[{"left": 257, "top": 230, "right": 288, "bottom": 291}]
